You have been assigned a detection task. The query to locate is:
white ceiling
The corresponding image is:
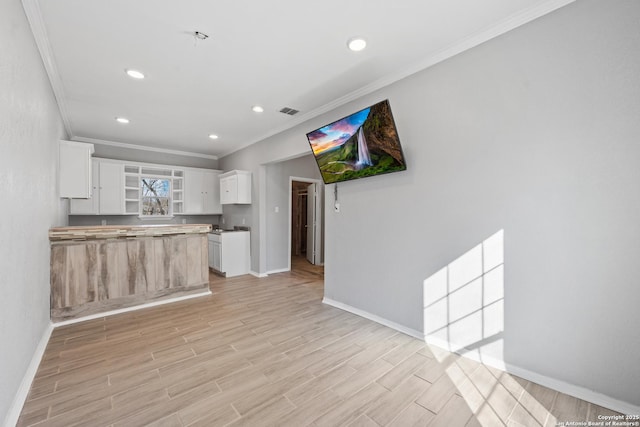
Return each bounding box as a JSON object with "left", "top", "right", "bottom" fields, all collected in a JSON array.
[{"left": 24, "top": 0, "right": 574, "bottom": 159}]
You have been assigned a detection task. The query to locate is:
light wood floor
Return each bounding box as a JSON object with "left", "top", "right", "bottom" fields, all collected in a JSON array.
[{"left": 18, "top": 258, "right": 621, "bottom": 427}]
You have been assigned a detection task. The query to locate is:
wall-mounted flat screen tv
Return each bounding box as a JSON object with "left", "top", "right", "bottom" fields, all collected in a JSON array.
[{"left": 306, "top": 99, "right": 406, "bottom": 185}]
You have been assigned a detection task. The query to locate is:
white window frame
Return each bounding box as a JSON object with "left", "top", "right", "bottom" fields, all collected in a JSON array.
[{"left": 139, "top": 175, "right": 173, "bottom": 219}]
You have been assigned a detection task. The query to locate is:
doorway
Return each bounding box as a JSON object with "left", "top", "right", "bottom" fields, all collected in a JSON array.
[{"left": 289, "top": 177, "right": 323, "bottom": 270}]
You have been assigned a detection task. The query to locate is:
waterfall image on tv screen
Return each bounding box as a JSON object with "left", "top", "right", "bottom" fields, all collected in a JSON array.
[{"left": 306, "top": 99, "right": 406, "bottom": 184}]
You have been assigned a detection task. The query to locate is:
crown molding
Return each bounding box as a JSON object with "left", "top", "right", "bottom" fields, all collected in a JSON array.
[
  {"left": 219, "top": 0, "right": 576, "bottom": 159},
  {"left": 73, "top": 136, "right": 218, "bottom": 160},
  {"left": 21, "top": 0, "right": 74, "bottom": 138}
]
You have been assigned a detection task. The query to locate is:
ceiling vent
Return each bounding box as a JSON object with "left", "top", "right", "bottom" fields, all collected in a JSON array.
[{"left": 279, "top": 107, "right": 299, "bottom": 116}]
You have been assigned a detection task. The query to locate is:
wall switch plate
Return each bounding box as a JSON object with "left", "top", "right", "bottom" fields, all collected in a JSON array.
[
  {"left": 274, "top": 206, "right": 279, "bottom": 213},
  {"left": 222, "top": 217, "right": 225, "bottom": 224},
  {"left": 242, "top": 218, "right": 246, "bottom": 225}
]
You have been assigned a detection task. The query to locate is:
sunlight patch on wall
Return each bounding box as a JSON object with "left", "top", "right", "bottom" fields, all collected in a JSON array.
[{"left": 423, "top": 229, "right": 504, "bottom": 365}]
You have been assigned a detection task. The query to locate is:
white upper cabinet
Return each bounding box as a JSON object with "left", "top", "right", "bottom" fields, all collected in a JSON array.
[
  {"left": 184, "top": 169, "right": 222, "bottom": 215},
  {"left": 59, "top": 140, "right": 94, "bottom": 198},
  {"left": 69, "top": 159, "right": 124, "bottom": 215},
  {"left": 220, "top": 170, "right": 251, "bottom": 204},
  {"left": 69, "top": 159, "right": 99, "bottom": 214},
  {"left": 203, "top": 170, "right": 222, "bottom": 214},
  {"left": 184, "top": 170, "right": 204, "bottom": 214},
  {"left": 98, "top": 161, "right": 124, "bottom": 214},
  {"left": 69, "top": 157, "right": 221, "bottom": 216}
]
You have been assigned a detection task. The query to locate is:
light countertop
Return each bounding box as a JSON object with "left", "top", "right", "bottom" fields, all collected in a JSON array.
[{"left": 49, "top": 224, "right": 212, "bottom": 241}]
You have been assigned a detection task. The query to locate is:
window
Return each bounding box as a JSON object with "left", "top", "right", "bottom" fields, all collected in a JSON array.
[{"left": 141, "top": 177, "right": 171, "bottom": 216}]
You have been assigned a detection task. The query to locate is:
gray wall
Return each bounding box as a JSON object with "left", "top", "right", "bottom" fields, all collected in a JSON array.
[
  {"left": 265, "top": 155, "right": 323, "bottom": 272},
  {"left": 0, "top": 0, "right": 68, "bottom": 423},
  {"left": 220, "top": 0, "right": 640, "bottom": 409},
  {"left": 219, "top": 137, "right": 321, "bottom": 274},
  {"left": 92, "top": 143, "right": 219, "bottom": 169}
]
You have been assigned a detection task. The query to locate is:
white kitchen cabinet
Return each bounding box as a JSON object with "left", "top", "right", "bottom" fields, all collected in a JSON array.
[
  {"left": 209, "top": 238, "right": 222, "bottom": 271},
  {"left": 219, "top": 170, "right": 251, "bottom": 204},
  {"left": 184, "top": 169, "right": 222, "bottom": 214},
  {"left": 59, "top": 140, "right": 94, "bottom": 198},
  {"left": 99, "top": 161, "right": 125, "bottom": 214},
  {"left": 69, "top": 159, "right": 124, "bottom": 215},
  {"left": 69, "top": 159, "right": 99, "bottom": 214},
  {"left": 203, "top": 171, "right": 221, "bottom": 213},
  {"left": 207, "top": 231, "right": 250, "bottom": 277}
]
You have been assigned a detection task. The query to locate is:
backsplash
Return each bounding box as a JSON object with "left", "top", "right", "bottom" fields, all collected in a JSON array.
[{"left": 68, "top": 214, "right": 221, "bottom": 227}]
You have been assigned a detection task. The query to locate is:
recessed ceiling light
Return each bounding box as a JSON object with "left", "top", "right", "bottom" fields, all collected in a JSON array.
[
  {"left": 125, "top": 69, "right": 145, "bottom": 79},
  {"left": 115, "top": 117, "right": 130, "bottom": 124},
  {"left": 252, "top": 105, "right": 264, "bottom": 113},
  {"left": 347, "top": 37, "right": 367, "bottom": 52},
  {"left": 208, "top": 134, "right": 219, "bottom": 140}
]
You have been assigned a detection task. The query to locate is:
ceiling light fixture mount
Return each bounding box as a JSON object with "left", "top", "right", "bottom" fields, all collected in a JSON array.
[
  {"left": 208, "top": 134, "right": 219, "bottom": 140},
  {"left": 347, "top": 37, "right": 367, "bottom": 52},
  {"left": 115, "top": 117, "right": 130, "bottom": 124},
  {"left": 194, "top": 31, "right": 209, "bottom": 40},
  {"left": 252, "top": 105, "right": 264, "bottom": 113}
]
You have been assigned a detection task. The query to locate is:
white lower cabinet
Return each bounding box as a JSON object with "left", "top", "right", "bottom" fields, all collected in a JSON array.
[
  {"left": 70, "top": 159, "right": 124, "bottom": 215},
  {"left": 207, "top": 231, "right": 250, "bottom": 277},
  {"left": 210, "top": 240, "right": 222, "bottom": 271}
]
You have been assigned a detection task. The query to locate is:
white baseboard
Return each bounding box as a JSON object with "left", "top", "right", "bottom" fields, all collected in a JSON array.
[
  {"left": 52, "top": 290, "right": 211, "bottom": 327},
  {"left": 322, "top": 297, "right": 424, "bottom": 340},
  {"left": 423, "top": 334, "right": 507, "bottom": 371},
  {"left": 250, "top": 271, "right": 268, "bottom": 278},
  {"left": 266, "top": 268, "right": 290, "bottom": 275},
  {"left": 423, "top": 334, "right": 640, "bottom": 415},
  {"left": 503, "top": 362, "right": 640, "bottom": 416},
  {"left": 3, "top": 322, "right": 53, "bottom": 427},
  {"left": 324, "top": 298, "right": 639, "bottom": 416}
]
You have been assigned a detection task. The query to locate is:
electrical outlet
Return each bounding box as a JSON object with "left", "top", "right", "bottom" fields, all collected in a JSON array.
[
  {"left": 334, "top": 203, "right": 340, "bottom": 213},
  {"left": 181, "top": 218, "right": 186, "bottom": 224},
  {"left": 242, "top": 218, "right": 246, "bottom": 225},
  {"left": 101, "top": 219, "right": 107, "bottom": 226}
]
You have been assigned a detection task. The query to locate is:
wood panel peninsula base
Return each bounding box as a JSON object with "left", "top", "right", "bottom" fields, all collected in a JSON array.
[{"left": 49, "top": 224, "right": 212, "bottom": 322}]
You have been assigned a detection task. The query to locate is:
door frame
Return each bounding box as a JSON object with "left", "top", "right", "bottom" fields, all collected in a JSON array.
[{"left": 288, "top": 176, "right": 323, "bottom": 271}]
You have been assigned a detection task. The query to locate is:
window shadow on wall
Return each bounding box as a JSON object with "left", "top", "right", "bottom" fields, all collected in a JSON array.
[{"left": 423, "top": 229, "right": 505, "bottom": 365}]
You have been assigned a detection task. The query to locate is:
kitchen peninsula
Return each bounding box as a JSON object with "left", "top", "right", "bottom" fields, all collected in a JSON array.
[{"left": 49, "top": 224, "right": 211, "bottom": 322}]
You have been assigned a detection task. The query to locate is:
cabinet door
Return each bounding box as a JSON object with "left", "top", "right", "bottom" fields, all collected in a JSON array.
[
  {"left": 202, "top": 171, "right": 222, "bottom": 214},
  {"left": 98, "top": 162, "right": 124, "bottom": 214},
  {"left": 59, "top": 140, "right": 94, "bottom": 198},
  {"left": 220, "top": 175, "right": 237, "bottom": 205},
  {"left": 236, "top": 173, "right": 252, "bottom": 204},
  {"left": 184, "top": 170, "right": 204, "bottom": 214},
  {"left": 69, "top": 159, "right": 99, "bottom": 214},
  {"left": 212, "top": 241, "right": 222, "bottom": 272},
  {"left": 208, "top": 239, "right": 215, "bottom": 269}
]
